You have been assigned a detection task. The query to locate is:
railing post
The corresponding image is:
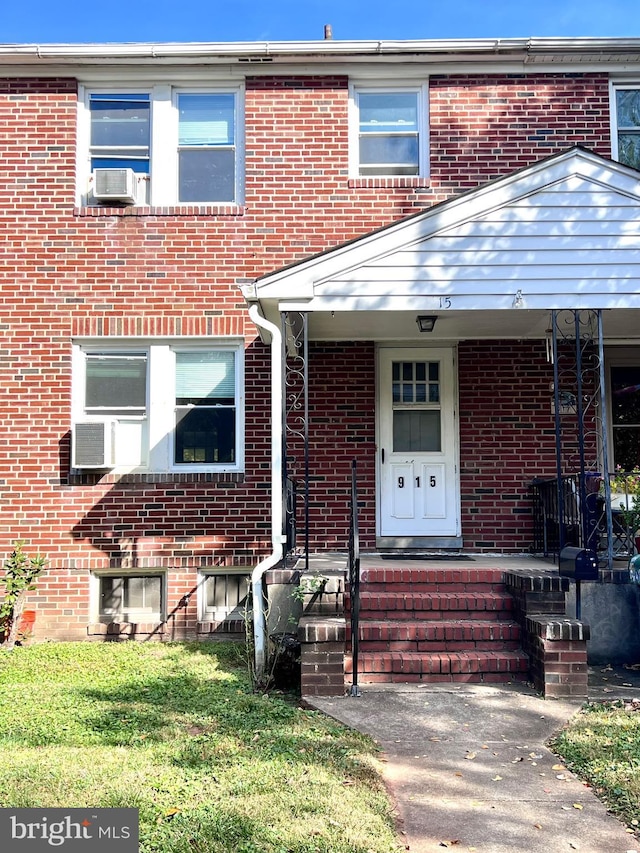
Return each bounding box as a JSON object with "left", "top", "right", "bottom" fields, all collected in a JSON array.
[{"left": 348, "top": 459, "right": 361, "bottom": 697}]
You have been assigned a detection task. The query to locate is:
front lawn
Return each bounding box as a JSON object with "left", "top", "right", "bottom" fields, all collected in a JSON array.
[
  {"left": 551, "top": 699, "right": 640, "bottom": 837},
  {"left": 0, "top": 642, "right": 400, "bottom": 853}
]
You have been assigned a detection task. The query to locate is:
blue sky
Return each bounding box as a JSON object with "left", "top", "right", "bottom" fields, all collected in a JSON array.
[{"left": 3, "top": 0, "right": 640, "bottom": 44}]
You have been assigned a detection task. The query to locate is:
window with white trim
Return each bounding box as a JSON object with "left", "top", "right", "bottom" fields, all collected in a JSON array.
[
  {"left": 72, "top": 341, "right": 244, "bottom": 473},
  {"left": 199, "top": 571, "right": 251, "bottom": 621},
  {"left": 97, "top": 573, "right": 165, "bottom": 623},
  {"left": 350, "top": 85, "right": 428, "bottom": 177},
  {"left": 79, "top": 86, "right": 243, "bottom": 206},
  {"left": 612, "top": 85, "right": 640, "bottom": 170}
]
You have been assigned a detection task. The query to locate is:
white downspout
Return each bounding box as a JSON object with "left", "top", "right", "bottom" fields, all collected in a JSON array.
[{"left": 248, "top": 304, "right": 286, "bottom": 682}]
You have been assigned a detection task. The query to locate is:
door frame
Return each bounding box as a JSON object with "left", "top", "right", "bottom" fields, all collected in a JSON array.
[{"left": 375, "top": 343, "right": 462, "bottom": 549}]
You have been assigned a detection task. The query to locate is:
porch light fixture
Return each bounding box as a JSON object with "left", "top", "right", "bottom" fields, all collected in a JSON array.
[{"left": 416, "top": 315, "right": 437, "bottom": 333}]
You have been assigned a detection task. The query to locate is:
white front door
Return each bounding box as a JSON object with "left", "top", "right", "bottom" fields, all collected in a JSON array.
[{"left": 378, "top": 346, "right": 459, "bottom": 538}]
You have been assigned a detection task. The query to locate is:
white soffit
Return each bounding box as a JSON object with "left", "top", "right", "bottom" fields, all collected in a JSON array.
[{"left": 253, "top": 147, "right": 640, "bottom": 313}]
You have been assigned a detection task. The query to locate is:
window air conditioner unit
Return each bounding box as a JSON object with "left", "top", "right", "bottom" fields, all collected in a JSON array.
[
  {"left": 93, "top": 168, "right": 137, "bottom": 204},
  {"left": 72, "top": 421, "right": 115, "bottom": 468}
]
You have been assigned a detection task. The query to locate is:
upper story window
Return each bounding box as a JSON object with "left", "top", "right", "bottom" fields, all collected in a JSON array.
[
  {"left": 178, "top": 93, "right": 236, "bottom": 203},
  {"left": 78, "top": 85, "right": 244, "bottom": 207},
  {"left": 612, "top": 85, "right": 640, "bottom": 170},
  {"left": 90, "top": 93, "right": 151, "bottom": 175},
  {"left": 350, "top": 85, "right": 428, "bottom": 178},
  {"left": 72, "top": 340, "right": 244, "bottom": 473}
]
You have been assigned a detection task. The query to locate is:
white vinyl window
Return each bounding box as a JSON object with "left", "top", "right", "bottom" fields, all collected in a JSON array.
[
  {"left": 178, "top": 93, "right": 236, "bottom": 203},
  {"left": 72, "top": 341, "right": 244, "bottom": 473},
  {"left": 97, "top": 573, "right": 165, "bottom": 623},
  {"left": 79, "top": 85, "right": 243, "bottom": 206},
  {"left": 199, "top": 571, "right": 251, "bottom": 621},
  {"left": 350, "top": 85, "right": 428, "bottom": 177},
  {"left": 611, "top": 84, "right": 640, "bottom": 170}
]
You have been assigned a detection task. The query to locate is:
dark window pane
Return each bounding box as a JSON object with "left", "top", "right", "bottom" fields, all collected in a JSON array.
[
  {"left": 91, "top": 156, "right": 150, "bottom": 173},
  {"left": 175, "top": 407, "right": 235, "bottom": 464},
  {"left": 611, "top": 366, "right": 640, "bottom": 469},
  {"left": 359, "top": 93, "right": 418, "bottom": 131},
  {"left": 611, "top": 367, "right": 640, "bottom": 425},
  {"left": 178, "top": 93, "right": 235, "bottom": 145},
  {"left": 415, "top": 363, "right": 426, "bottom": 381},
  {"left": 90, "top": 95, "right": 150, "bottom": 148},
  {"left": 617, "top": 90, "right": 640, "bottom": 127},
  {"left": 125, "top": 576, "right": 145, "bottom": 609},
  {"left": 618, "top": 133, "right": 640, "bottom": 169},
  {"left": 175, "top": 351, "right": 235, "bottom": 403},
  {"left": 85, "top": 354, "right": 147, "bottom": 413},
  {"left": 359, "top": 135, "right": 418, "bottom": 167},
  {"left": 393, "top": 410, "right": 441, "bottom": 452},
  {"left": 100, "top": 577, "right": 123, "bottom": 613},
  {"left": 613, "top": 428, "right": 640, "bottom": 471},
  {"left": 178, "top": 148, "right": 235, "bottom": 202}
]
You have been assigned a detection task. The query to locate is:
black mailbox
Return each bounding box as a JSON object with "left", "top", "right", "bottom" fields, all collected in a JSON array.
[{"left": 559, "top": 546, "right": 599, "bottom": 581}]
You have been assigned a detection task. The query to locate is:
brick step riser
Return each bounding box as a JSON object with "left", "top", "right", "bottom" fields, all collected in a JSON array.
[
  {"left": 350, "top": 672, "right": 528, "bottom": 684},
  {"left": 350, "top": 610, "right": 515, "bottom": 622},
  {"left": 346, "top": 652, "right": 529, "bottom": 677},
  {"left": 355, "top": 584, "right": 509, "bottom": 596},
  {"left": 360, "top": 569, "right": 506, "bottom": 586},
  {"left": 349, "top": 593, "right": 513, "bottom": 609},
  {"left": 353, "top": 623, "right": 521, "bottom": 643},
  {"left": 358, "top": 640, "right": 522, "bottom": 652}
]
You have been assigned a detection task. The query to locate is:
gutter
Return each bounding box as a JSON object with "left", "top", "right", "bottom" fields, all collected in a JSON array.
[
  {"left": 248, "top": 304, "right": 286, "bottom": 683},
  {"left": 2, "top": 36, "right": 640, "bottom": 65}
]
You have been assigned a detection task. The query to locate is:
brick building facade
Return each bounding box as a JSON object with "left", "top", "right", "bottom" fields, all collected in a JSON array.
[{"left": 1, "top": 38, "right": 640, "bottom": 643}]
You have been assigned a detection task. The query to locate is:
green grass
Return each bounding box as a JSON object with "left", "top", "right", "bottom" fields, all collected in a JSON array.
[
  {"left": 551, "top": 700, "right": 640, "bottom": 835},
  {"left": 0, "top": 642, "right": 401, "bottom": 853}
]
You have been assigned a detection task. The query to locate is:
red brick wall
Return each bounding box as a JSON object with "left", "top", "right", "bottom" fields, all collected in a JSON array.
[
  {"left": 429, "top": 73, "right": 611, "bottom": 198},
  {"left": 0, "top": 70, "right": 614, "bottom": 637},
  {"left": 305, "top": 340, "right": 567, "bottom": 555},
  {"left": 458, "top": 341, "right": 558, "bottom": 551}
]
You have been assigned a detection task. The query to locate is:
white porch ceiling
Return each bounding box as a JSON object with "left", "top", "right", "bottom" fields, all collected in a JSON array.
[{"left": 305, "top": 307, "right": 640, "bottom": 342}]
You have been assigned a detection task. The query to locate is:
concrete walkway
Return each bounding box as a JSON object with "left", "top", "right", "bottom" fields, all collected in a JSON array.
[{"left": 308, "top": 673, "right": 640, "bottom": 853}]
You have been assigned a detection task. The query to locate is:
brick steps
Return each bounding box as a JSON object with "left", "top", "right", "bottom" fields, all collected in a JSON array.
[
  {"left": 346, "top": 650, "right": 529, "bottom": 681},
  {"left": 361, "top": 567, "right": 507, "bottom": 588},
  {"left": 355, "top": 619, "right": 521, "bottom": 652},
  {"left": 348, "top": 565, "right": 530, "bottom": 685},
  {"left": 351, "top": 591, "right": 514, "bottom": 620}
]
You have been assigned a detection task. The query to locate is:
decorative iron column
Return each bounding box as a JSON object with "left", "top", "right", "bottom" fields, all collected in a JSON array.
[
  {"left": 282, "top": 311, "right": 309, "bottom": 573},
  {"left": 550, "top": 309, "right": 613, "bottom": 568}
]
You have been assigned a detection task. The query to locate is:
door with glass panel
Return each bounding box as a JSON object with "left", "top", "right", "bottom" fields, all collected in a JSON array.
[{"left": 378, "top": 347, "right": 459, "bottom": 538}]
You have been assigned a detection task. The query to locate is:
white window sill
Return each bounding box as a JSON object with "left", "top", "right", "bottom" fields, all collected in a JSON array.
[
  {"left": 348, "top": 176, "right": 431, "bottom": 189},
  {"left": 74, "top": 203, "right": 247, "bottom": 217}
]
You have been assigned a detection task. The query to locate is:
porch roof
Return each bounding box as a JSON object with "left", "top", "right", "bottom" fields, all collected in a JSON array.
[{"left": 244, "top": 147, "right": 640, "bottom": 342}]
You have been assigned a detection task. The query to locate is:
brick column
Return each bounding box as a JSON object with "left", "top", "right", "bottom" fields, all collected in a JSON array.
[
  {"left": 526, "top": 616, "right": 590, "bottom": 698},
  {"left": 298, "top": 616, "right": 346, "bottom": 697}
]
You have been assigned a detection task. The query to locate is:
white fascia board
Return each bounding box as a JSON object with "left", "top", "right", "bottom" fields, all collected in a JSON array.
[
  {"left": 256, "top": 148, "right": 640, "bottom": 300},
  {"left": 3, "top": 36, "right": 640, "bottom": 60},
  {"left": 3, "top": 37, "right": 640, "bottom": 76},
  {"left": 279, "top": 293, "right": 640, "bottom": 312}
]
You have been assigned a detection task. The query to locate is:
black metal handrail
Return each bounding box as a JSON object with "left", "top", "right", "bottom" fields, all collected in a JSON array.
[
  {"left": 284, "top": 476, "right": 297, "bottom": 558},
  {"left": 348, "top": 459, "right": 361, "bottom": 697},
  {"left": 531, "top": 472, "right": 631, "bottom": 563}
]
